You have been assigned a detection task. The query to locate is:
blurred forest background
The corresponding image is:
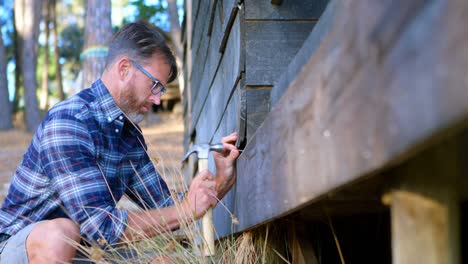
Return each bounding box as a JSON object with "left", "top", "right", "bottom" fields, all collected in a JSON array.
[{"left": 0, "top": 0, "right": 184, "bottom": 132}]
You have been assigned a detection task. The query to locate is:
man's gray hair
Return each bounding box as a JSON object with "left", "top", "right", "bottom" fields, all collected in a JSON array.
[{"left": 105, "top": 22, "right": 178, "bottom": 83}]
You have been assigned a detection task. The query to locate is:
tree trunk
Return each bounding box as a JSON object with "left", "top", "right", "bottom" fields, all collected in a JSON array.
[
  {"left": 50, "top": 0, "right": 64, "bottom": 101},
  {"left": 13, "top": 6, "right": 22, "bottom": 114},
  {"left": 82, "top": 0, "right": 112, "bottom": 89},
  {"left": 40, "top": 0, "right": 50, "bottom": 110},
  {"left": 167, "top": 0, "right": 185, "bottom": 95},
  {"left": 0, "top": 26, "right": 13, "bottom": 130},
  {"left": 16, "top": 0, "right": 42, "bottom": 132},
  {"left": 167, "top": 0, "right": 183, "bottom": 60}
]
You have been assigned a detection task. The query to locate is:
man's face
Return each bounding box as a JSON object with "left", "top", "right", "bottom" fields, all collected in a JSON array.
[{"left": 120, "top": 55, "right": 171, "bottom": 123}]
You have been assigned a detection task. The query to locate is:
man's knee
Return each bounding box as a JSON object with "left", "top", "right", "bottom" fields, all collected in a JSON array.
[
  {"left": 30, "top": 218, "right": 80, "bottom": 244},
  {"left": 27, "top": 218, "right": 81, "bottom": 261}
]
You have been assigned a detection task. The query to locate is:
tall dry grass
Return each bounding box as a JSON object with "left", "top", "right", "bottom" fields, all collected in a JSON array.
[{"left": 64, "top": 113, "right": 319, "bottom": 263}]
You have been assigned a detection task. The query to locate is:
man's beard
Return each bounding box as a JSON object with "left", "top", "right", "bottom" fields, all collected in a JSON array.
[{"left": 120, "top": 87, "right": 146, "bottom": 124}]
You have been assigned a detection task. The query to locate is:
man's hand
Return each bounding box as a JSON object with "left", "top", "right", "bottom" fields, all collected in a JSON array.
[
  {"left": 181, "top": 171, "right": 218, "bottom": 220},
  {"left": 180, "top": 132, "right": 239, "bottom": 220},
  {"left": 213, "top": 132, "right": 240, "bottom": 199}
]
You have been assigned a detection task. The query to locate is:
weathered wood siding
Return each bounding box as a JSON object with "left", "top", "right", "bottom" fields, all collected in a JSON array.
[
  {"left": 234, "top": 0, "right": 468, "bottom": 235},
  {"left": 183, "top": 0, "right": 330, "bottom": 237},
  {"left": 184, "top": 0, "right": 468, "bottom": 253}
]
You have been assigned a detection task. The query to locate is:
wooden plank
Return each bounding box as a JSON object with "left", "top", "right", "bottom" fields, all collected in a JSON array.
[
  {"left": 189, "top": 0, "right": 212, "bottom": 107},
  {"left": 207, "top": 0, "right": 218, "bottom": 36},
  {"left": 245, "top": 0, "right": 329, "bottom": 20},
  {"left": 205, "top": 3, "right": 225, "bottom": 91},
  {"left": 245, "top": 21, "right": 316, "bottom": 86},
  {"left": 243, "top": 86, "right": 272, "bottom": 140},
  {"left": 212, "top": 83, "right": 242, "bottom": 238},
  {"left": 233, "top": 0, "right": 468, "bottom": 232},
  {"left": 388, "top": 191, "right": 459, "bottom": 264},
  {"left": 191, "top": 14, "right": 242, "bottom": 139},
  {"left": 220, "top": 0, "right": 238, "bottom": 32},
  {"left": 188, "top": 48, "right": 205, "bottom": 109},
  {"left": 190, "top": 0, "right": 202, "bottom": 50},
  {"left": 219, "top": 1, "right": 239, "bottom": 53},
  {"left": 205, "top": 13, "right": 242, "bottom": 141},
  {"left": 271, "top": 0, "right": 337, "bottom": 107},
  {"left": 383, "top": 138, "right": 462, "bottom": 264},
  {"left": 191, "top": 0, "right": 212, "bottom": 69},
  {"left": 189, "top": 0, "right": 216, "bottom": 126}
]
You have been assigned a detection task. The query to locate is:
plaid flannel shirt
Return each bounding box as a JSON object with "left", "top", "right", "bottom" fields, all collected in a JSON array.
[{"left": 0, "top": 79, "right": 173, "bottom": 246}]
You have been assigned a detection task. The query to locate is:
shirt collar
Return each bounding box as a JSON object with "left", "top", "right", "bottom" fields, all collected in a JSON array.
[{"left": 92, "top": 79, "right": 124, "bottom": 123}]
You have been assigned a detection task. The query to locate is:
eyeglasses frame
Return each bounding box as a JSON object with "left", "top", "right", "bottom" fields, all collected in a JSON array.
[{"left": 130, "top": 59, "right": 167, "bottom": 95}]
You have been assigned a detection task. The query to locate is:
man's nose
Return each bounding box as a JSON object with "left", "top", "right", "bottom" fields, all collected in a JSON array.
[{"left": 149, "top": 93, "right": 161, "bottom": 105}]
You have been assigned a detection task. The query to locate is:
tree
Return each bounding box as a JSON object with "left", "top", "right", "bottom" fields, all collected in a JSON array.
[
  {"left": 0, "top": 26, "right": 13, "bottom": 130},
  {"left": 12, "top": 7, "right": 22, "bottom": 114},
  {"left": 167, "top": 0, "right": 182, "bottom": 60},
  {"left": 50, "top": 0, "right": 64, "bottom": 101},
  {"left": 40, "top": 0, "right": 51, "bottom": 110},
  {"left": 82, "top": 0, "right": 112, "bottom": 88},
  {"left": 15, "top": 0, "right": 42, "bottom": 132},
  {"left": 167, "top": 0, "right": 184, "bottom": 96}
]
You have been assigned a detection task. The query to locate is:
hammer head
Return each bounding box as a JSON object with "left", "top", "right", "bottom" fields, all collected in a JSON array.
[{"left": 182, "top": 143, "right": 224, "bottom": 162}]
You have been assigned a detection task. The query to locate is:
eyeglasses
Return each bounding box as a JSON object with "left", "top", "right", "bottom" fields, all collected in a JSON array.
[{"left": 130, "top": 60, "right": 167, "bottom": 95}]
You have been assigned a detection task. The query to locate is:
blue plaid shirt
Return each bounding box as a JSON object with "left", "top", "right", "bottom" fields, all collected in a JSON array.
[{"left": 0, "top": 80, "right": 173, "bottom": 246}]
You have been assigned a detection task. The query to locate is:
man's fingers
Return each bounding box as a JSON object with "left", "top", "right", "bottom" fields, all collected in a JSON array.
[
  {"left": 196, "top": 188, "right": 218, "bottom": 209},
  {"left": 221, "top": 132, "right": 238, "bottom": 144},
  {"left": 197, "top": 170, "right": 214, "bottom": 181},
  {"left": 200, "top": 179, "right": 216, "bottom": 190}
]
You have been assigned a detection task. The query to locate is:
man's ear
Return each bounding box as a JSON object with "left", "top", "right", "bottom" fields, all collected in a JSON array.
[{"left": 116, "top": 57, "right": 132, "bottom": 81}]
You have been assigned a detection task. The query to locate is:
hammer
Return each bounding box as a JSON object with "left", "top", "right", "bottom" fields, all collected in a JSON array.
[{"left": 182, "top": 143, "right": 224, "bottom": 256}]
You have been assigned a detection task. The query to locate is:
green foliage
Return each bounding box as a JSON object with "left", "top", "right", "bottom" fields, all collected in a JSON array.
[
  {"left": 37, "top": 45, "right": 57, "bottom": 80},
  {"left": 59, "top": 24, "right": 83, "bottom": 76},
  {"left": 123, "top": 0, "right": 169, "bottom": 30},
  {"left": 131, "top": 0, "right": 165, "bottom": 22}
]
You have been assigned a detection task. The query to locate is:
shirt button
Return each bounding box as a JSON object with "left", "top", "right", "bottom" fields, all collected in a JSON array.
[
  {"left": 115, "top": 129, "right": 119, "bottom": 133},
  {"left": 107, "top": 117, "right": 112, "bottom": 122},
  {"left": 119, "top": 116, "right": 123, "bottom": 120}
]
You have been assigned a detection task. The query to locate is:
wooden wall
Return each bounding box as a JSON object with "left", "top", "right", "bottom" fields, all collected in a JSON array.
[
  {"left": 183, "top": 1, "right": 468, "bottom": 261},
  {"left": 182, "top": 0, "right": 329, "bottom": 237}
]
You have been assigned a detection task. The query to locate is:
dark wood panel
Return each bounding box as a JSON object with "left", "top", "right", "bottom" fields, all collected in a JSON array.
[
  {"left": 233, "top": 0, "right": 468, "bottom": 233},
  {"left": 270, "top": 0, "right": 337, "bottom": 107},
  {"left": 191, "top": 0, "right": 213, "bottom": 69},
  {"left": 212, "top": 83, "right": 242, "bottom": 238},
  {"left": 189, "top": 0, "right": 213, "bottom": 108},
  {"left": 245, "top": 0, "right": 329, "bottom": 20},
  {"left": 190, "top": 0, "right": 201, "bottom": 50},
  {"left": 191, "top": 15, "right": 242, "bottom": 138},
  {"left": 188, "top": 48, "right": 206, "bottom": 110},
  {"left": 242, "top": 87, "right": 272, "bottom": 141},
  {"left": 245, "top": 21, "right": 316, "bottom": 86},
  {"left": 190, "top": 0, "right": 203, "bottom": 50},
  {"left": 221, "top": 0, "right": 237, "bottom": 31},
  {"left": 219, "top": 0, "right": 240, "bottom": 53}
]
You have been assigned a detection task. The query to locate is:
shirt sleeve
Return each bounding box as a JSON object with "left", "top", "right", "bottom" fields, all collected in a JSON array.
[
  {"left": 124, "top": 146, "right": 174, "bottom": 209},
  {"left": 39, "top": 115, "right": 127, "bottom": 246}
]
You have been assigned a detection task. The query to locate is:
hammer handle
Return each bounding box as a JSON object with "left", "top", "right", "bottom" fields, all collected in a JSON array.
[{"left": 198, "top": 158, "right": 215, "bottom": 256}]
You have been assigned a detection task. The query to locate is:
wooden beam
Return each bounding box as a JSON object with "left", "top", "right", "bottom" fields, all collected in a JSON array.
[
  {"left": 386, "top": 191, "right": 459, "bottom": 264},
  {"left": 382, "top": 137, "right": 462, "bottom": 264},
  {"left": 231, "top": 0, "right": 468, "bottom": 234}
]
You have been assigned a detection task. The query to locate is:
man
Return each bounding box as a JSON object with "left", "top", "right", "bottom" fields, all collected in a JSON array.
[{"left": 0, "top": 22, "right": 240, "bottom": 263}]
